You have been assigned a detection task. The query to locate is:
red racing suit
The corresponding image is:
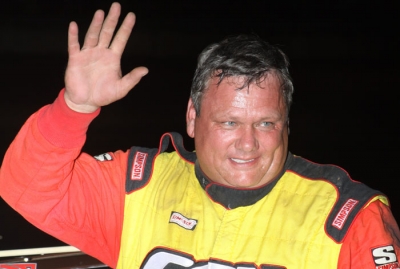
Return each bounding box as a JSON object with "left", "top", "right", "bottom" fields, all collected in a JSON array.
[{"left": 1, "top": 90, "right": 400, "bottom": 268}]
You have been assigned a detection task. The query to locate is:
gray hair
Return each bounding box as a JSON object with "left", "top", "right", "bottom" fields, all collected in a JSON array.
[{"left": 190, "top": 34, "right": 294, "bottom": 118}]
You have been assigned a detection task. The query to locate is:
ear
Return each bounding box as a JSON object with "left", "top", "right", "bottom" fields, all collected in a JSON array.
[{"left": 186, "top": 98, "right": 197, "bottom": 138}]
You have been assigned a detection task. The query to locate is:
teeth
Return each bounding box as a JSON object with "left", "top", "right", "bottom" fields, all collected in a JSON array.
[{"left": 231, "top": 158, "right": 254, "bottom": 163}]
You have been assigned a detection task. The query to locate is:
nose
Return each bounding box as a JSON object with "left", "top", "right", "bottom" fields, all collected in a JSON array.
[{"left": 235, "top": 126, "right": 258, "bottom": 152}]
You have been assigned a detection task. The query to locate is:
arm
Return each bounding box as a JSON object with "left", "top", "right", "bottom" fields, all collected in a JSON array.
[
  {"left": 338, "top": 200, "right": 400, "bottom": 268},
  {"left": 0, "top": 90, "right": 126, "bottom": 267},
  {"left": 0, "top": 3, "right": 147, "bottom": 267}
]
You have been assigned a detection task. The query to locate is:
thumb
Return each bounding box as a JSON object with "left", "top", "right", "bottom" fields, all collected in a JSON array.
[{"left": 119, "top": 66, "right": 149, "bottom": 94}]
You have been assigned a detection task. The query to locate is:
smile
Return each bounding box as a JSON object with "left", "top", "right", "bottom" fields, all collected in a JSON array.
[{"left": 231, "top": 158, "right": 255, "bottom": 164}]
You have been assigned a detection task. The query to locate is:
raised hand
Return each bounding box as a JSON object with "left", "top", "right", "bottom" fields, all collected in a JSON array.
[{"left": 64, "top": 2, "right": 148, "bottom": 113}]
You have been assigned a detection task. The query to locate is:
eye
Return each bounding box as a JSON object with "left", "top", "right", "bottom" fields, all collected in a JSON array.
[
  {"left": 223, "top": 121, "right": 236, "bottom": 127},
  {"left": 259, "top": 121, "right": 272, "bottom": 127}
]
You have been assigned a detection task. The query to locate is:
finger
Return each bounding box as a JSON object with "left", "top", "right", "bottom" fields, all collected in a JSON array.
[
  {"left": 98, "top": 2, "right": 122, "bottom": 48},
  {"left": 68, "top": 21, "right": 80, "bottom": 56},
  {"left": 118, "top": 66, "right": 149, "bottom": 96},
  {"left": 82, "top": 9, "right": 105, "bottom": 49},
  {"left": 109, "top": 12, "right": 136, "bottom": 54}
]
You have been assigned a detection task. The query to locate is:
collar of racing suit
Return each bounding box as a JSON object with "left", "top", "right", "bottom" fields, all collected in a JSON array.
[{"left": 194, "top": 152, "right": 292, "bottom": 209}]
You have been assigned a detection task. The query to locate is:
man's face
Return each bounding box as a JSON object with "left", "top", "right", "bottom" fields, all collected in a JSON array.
[{"left": 186, "top": 75, "right": 288, "bottom": 188}]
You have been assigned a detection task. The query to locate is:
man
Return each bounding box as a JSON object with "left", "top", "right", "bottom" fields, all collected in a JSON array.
[{"left": 1, "top": 2, "right": 399, "bottom": 268}]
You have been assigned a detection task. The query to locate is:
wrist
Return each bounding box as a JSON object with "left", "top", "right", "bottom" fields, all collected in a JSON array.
[
  {"left": 38, "top": 89, "right": 100, "bottom": 148},
  {"left": 64, "top": 91, "right": 100, "bottom": 113}
]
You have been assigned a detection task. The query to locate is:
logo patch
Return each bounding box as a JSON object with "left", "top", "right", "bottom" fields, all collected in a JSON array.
[
  {"left": 131, "top": 151, "right": 148, "bottom": 181},
  {"left": 142, "top": 248, "right": 284, "bottom": 268},
  {"left": 372, "top": 245, "right": 399, "bottom": 269},
  {"left": 332, "top": 198, "right": 359, "bottom": 229},
  {"left": 94, "top": 153, "right": 113, "bottom": 162},
  {"left": 169, "top": 212, "right": 197, "bottom": 230},
  {"left": 374, "top": 263, "right": 400, "bottom": 269},
  {"left": 0, "top": 263, "right": 37, "bottom": 269}
]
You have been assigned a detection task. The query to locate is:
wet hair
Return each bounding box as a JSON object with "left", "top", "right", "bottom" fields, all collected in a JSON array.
[{"left": 190, "top": 34, "right": 294, "bottom": 118}]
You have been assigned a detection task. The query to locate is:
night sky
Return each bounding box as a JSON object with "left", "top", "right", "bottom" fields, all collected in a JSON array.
[{"left": 1, "top": 0, "right": 399, "bottom": 251}]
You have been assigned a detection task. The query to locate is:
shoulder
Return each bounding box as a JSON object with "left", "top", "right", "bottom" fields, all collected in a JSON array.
[
  {"left": 338, "top": 200, "right": 400, "bottom": 268},
  {"left": 286, "top": 153, "right": 383, "bottom": 198},
  {"left": 286, "top": 153, "right": 387, "bottom": 242},
  {"left": 125, "top": 132, "right": 196, "bottom": 193}
]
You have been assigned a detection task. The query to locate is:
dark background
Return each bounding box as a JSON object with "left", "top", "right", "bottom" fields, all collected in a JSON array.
[{"left": 1, "top": 0, "right": 399, "bottom": 251}]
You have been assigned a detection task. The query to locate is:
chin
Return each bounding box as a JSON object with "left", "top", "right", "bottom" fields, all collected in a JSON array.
[{"left": 227, "top": 178, "right": 262, "bottom": 189}]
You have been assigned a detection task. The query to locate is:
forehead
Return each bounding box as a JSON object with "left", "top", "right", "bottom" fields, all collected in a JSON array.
[{"left": 201, "top": 75, "right": 285, "bottom": 114}]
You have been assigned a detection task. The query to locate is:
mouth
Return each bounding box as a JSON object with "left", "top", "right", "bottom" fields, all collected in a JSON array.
[{"left": 230, "top": 158, "right": 255, "bottom": 164}]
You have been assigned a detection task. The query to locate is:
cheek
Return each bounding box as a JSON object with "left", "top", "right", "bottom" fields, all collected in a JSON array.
[
  {"left": 196, "top": 131, "right": 230, "bottom": 159},
  {"left": 259, "top": 132, "right": 286, "bottom": 150},
  {"left": 202, "top": 134, "right": 223, "bottom": 152},
  {"left": 209, "top": 130, "right": 237, "bottom": 149}
]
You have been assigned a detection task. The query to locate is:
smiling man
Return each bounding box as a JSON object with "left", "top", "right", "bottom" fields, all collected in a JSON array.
[
  {"left": 187, "top": 75, "right": 288, "bottom": 188},
  {"left": 1, "top": 2, "right": 399, "bottom": 269}
]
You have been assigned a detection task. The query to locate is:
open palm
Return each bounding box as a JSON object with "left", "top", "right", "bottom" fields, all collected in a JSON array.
[{"left": 64, "top": 3, "right": 148, "bottom": 113}]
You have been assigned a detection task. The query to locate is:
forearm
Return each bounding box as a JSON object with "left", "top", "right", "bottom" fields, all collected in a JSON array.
[
  {"left": 0, "top": 90, "right": 125, "bottom": 267},
  {"left": 0, "top": 89, "right": 98, "bottom": 209}
]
